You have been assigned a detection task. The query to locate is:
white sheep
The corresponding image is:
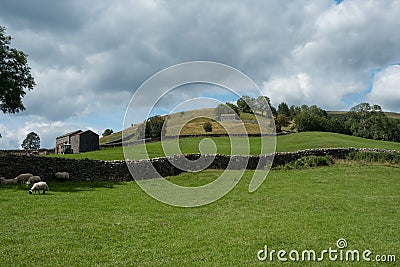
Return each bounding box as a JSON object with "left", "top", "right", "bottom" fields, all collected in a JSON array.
[
  {"left": 14, "top": 173, "right": 33, "bottom": 183},
  {"left": 26, "top": 176, "right": 41, "bottom": 185},
  {"left": 29, "top": 182, "right": 49, "bottom": 195},
  {"left": 53, "top": 172, "right": 69, "bottom": 180},
  {"left": 0, "top": 177, "right": 18, "bottom": 185}
]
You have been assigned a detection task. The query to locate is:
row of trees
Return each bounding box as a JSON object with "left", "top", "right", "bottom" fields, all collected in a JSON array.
[
  {"left": 292, "top": 103, "right": 400, "bottom": 142},
  {"left": 215, "top": 95, "right": 276, "bottom": 120}
]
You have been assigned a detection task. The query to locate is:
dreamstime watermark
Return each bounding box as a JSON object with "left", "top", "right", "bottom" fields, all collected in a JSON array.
[
  {"left": 257, "top": 238, "right": 396, "bottom": 263},
  {"left": 123, "top": 61, "right": 276, "bottom": 207}
]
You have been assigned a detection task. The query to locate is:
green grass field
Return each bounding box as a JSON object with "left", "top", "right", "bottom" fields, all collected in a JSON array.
[
  {"left": 0, "top": 164, "right": 398, "bottom": 266},
  {"left": 55, "top": 132, "right": 400, "bottom": 161}
]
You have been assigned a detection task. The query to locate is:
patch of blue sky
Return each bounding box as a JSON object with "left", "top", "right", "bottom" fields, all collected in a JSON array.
[{"left": 341, "top": 62, "right": 400, "bottom": 109}]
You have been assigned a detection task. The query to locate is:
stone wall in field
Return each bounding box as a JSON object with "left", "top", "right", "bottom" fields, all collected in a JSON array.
[{"left": 0, "top": 148, "right": 364, "bottom": 182}]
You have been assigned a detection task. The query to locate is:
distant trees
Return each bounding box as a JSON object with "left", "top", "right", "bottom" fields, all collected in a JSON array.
[
  {"left": 288, "top": 102, "right": 400, "bottom": 142},
  {"left": 235, "top": 95, "right": 276, "bottom": 117},
  {"left": 21, "top": 132, "right": 40, "bottom": 150},
  {"left": 236, "top": 96, "right": 253, "bottom": 113},
  {"left": 277, "top": 102, "right": 290, "bottom": 117},
  {"left": 137, "top": 115, "right": 166, "bottom": 139},
  {"left": 341, "top": 103, "right": 400, "bottom": 141},
  {"left": 102, "top": 129, "right": 114, "bottom": 137},
  {"left": 292, "top": 105, "right": 329, "bottom": 132}
]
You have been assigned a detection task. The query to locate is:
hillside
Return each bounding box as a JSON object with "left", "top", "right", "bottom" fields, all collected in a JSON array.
[
  {"left": 60, "top": 132, "right": 400, "bottom": 161},
  {"left": 100, "top": 108, "right": 273, "bottom": 144},
  {"left": 101, "top": 108, "right": 400, "bottom": 144}
]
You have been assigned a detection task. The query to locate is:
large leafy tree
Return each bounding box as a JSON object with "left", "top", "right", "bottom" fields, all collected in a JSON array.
[
  {"left": 255, "top": 96, "right": 276, "bottom": 117},
  {"left": 277, "top": 102, "right": 290, "bottom": 117},
  {"left": 0, "top": 26, "right": 35, "bottom": 114},
  {"left": 137, "top": 116, "right": 166, "bottom": 139},
  {"left": 236, "top": 95, "right": 254, "bottom": 113},
  {"left": 102, "top": 128, "right": 114, "bottom": 137},
  {"left": 21, "top": 131, "right": 40, "bottom": 150}
]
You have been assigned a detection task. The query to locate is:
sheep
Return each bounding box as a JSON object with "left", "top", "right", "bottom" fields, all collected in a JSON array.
[
  {"left": 0, "top": 177, "right": 18, "bottom": 185},
  {"left": 53, "top": 172, "right": 69, "bottom": 181},
  {"left": 14, "top": 173, "right": 33, "bottom": 183},
  {"left": 26, "top": 175, "right": 41, "bottom": 185},
  {"left": 29, "top": 182, "right": 49, "bottom": 195}
]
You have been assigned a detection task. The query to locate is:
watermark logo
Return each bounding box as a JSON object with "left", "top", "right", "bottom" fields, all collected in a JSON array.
[
  {"left": 123, "top": 61, "right": 276, "bottom": 207},
  {"left": 257, "top": 238, "right": 396, "bottom": 263}
]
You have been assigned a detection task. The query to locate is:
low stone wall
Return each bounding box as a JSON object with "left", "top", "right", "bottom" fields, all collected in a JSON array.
[{"left": 0, "top": 148, "right": 371, "bottom": 182}]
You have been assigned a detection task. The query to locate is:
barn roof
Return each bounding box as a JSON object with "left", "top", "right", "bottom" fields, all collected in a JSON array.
[
  {"left": 56, "top": 130, "right": 83, "bottom": 139},
  {"left": 76, "top": 130, "right": 99, "bottom": 136}
]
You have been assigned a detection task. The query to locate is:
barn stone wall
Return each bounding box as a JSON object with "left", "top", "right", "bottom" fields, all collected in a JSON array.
[{"left": 0, "top": 148, "right": 378, "bottom": 182}]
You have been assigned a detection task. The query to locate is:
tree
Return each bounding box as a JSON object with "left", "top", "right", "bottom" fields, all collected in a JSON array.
[
  {"left": 277, "top": 102, "right": 290, "bottom": 117},
  {"left": 1, "top": 26, "right": 35, "bottom": 113},
  {"left": 289, "top": 105, "right": 301, "bottom": 119},
  {"left": 203, "top": 121, "right": 213, "bottom": 132},
  {"left": 137, "top": 115, "right": 166, "bottom": 139},
  {"left": 225, "top": 103, "right": 240, "bottom": 117},
  {"left": 21, "top": 132, "right": 40, "bottom": 150},
  {"left": 255, "top": 96, "right": 276, "bottom": 117},
  {"left": 276, "top": 114, "right": 289, "bottom": 127},
  {"left": 294, "top": 112, "right": 328, "bottom": 132},
  {"left": 102, "top": 129, "right": 114, "bottom": 137},
  {"left": 237, "top": 95, "right": 254, "bottom": 113}
]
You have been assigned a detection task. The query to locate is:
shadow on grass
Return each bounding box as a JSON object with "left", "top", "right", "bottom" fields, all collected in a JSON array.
[
  {"left": 0, "top": 181, "right": 128, "bottom": 193},
  {"left": 48, "top": 181, "right": 128, "bottom": 193}
]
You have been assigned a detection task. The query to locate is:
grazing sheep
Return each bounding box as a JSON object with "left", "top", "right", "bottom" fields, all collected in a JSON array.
[
  {"left": 29, "top": 182, "right": 49, "bottom": 195},
  {"left": 53, "top": 172, "right": 69, "bottom": 181},
  {"left": 26, "top": 176, "right": 41, "bottom": 185},
  {"left": 14, "top": 173, "right": 33, "bottom": 183},
  {"left": 0, "top": 177, "right": 18, "bottom": 185}
]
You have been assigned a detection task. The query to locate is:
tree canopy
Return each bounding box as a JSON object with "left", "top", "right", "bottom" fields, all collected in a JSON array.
[
  {"left": 0, "top": 26, "right": 35, "bottom": 114},
  {"left": 137, "top": 115, "right": 166, "bottom": 139},
  {"left": 21, "top": 131, "right": 40, "bottom": 150},
  {"left": 102, "top": 129, "right": 114, "bottom": 137}
]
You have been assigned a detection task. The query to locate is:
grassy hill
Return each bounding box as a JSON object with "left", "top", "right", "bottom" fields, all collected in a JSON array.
[
  {"left": 100, "top": 108, "right": 273, "bottom": 144},
  {"left": 56, "top": 132, "right": 400, "bottom": 161},
  {"left": 102, "top": 109, "right": 400, "bottom": 144}
]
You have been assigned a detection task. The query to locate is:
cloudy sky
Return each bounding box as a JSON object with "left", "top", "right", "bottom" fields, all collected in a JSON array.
[{"left": 0, "top": 0, "right": 399, "bottom": 149}]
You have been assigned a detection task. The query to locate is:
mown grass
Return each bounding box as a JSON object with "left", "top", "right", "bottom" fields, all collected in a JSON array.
[
  {"left": 53, "top": 132, "right": 400, "bottom": 161},
  {"left": 0, "top": 165, "right": 398, "bottom": 266}
]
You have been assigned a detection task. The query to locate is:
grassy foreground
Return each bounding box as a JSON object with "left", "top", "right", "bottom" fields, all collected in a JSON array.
[
  {"left": 53, "top": 132, "right": 400, "bottom": 161},
  {"left": 0, "top": 165, "right": 399, "bottom": 266}
]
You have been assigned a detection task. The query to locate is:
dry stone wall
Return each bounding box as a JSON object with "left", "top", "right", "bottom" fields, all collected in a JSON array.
[{"left": 0, "top": 148, "right": 364, "bottom": 182}]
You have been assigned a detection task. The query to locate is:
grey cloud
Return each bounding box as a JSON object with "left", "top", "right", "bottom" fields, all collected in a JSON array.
[{"left": 1, "top": 0, "right": 399, "bottom": 148}]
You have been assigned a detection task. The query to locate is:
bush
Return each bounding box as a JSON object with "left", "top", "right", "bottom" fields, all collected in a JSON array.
[
  {"left": 203, "top": 122, "right": 213, "bottom": 132},
  {"left": 278, "top": 155, "right": 334, "bottom": 170},
  {"left": 346, "top": 151, "right": 400, "bottom": 164}
]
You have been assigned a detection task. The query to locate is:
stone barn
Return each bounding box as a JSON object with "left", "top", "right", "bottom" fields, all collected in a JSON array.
[
  {"left": 220, "top": 114, "right": 238, "bottom": 122},
  {"left": 55, "top": 130, "right": 99, "bottom": 154}
]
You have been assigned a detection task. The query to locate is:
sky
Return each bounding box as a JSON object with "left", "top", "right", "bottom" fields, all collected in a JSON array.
[{"left": 0, "top": 0, "right": 399, "bottom": 149}]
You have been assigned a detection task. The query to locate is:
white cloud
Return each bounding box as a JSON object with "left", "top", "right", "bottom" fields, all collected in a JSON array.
[
  {"left": 367, "top": 65, "right": 400, "bottom": 111},
  {"left": 1, "top": 0, "right": 400, "bottom": 148}
]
